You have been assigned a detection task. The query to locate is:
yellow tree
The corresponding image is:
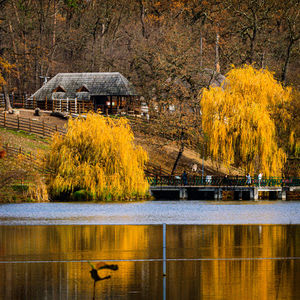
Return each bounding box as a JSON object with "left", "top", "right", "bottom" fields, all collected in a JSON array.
[
  {"left": 45, "top": 113, "right": 149, "bottom": 201},
  {"left": 0, "top": 57, "right": 15, "bottom": 112},
  {"left": 201, "top": 65, "right": 292, "bottom": 177}
]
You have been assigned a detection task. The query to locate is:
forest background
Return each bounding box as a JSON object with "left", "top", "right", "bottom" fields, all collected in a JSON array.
[
  {"left": 0, "top": 0, "right": 299, "bottom": 176},
  {"left": 0, "top": 0, "right": 299, "bottom": 95}
]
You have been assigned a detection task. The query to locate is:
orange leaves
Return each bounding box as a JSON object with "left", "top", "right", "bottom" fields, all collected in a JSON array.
[
  {"left": 45, "top": 113, "right": 149, "bottom": 201},
  {"left": 201, "top": 65, "right": 292, "bottom": 176},
  {"left": 0, "top": 57, "right": 16, "bottom": 87}
]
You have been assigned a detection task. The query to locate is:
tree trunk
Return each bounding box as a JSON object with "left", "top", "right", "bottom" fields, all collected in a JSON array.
[
  {"left": 138, "top": 0, "right": 146, "bottom": 38},
  {"left": 215, "top": 30, "right": 220, "bottom": 73},
  {"left": 281, "top": 38, "right": 294, "bottom": 84},
  {"left": 3, "top": 84, "right": 12, "bottom": 113},
  {"left": 200, "top": 34, "right": 203, "bottom": 68},
  {"left": 171, "top": 144, "right": 184, "bottom": 175}
]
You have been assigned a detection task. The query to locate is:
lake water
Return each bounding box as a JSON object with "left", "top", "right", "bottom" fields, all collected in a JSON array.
[
  {"left": 1, "top": 201, "right": 300, "bottom": 225},
  {"left": 0, "top": 201, "right": 300, "bottom": 299}
]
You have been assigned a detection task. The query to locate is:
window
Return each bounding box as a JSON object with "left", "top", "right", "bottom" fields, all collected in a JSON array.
[
  {"left": 76, "top": 85, "right": 89, "bottom": 92},
  {"left": 52, "top": 86, "right": 66, "bottom": 93}
]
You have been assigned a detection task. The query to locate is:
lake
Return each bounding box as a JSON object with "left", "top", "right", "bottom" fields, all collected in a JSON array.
[{"left": 0, "top": 201, "right": 300, "bottom": 299}]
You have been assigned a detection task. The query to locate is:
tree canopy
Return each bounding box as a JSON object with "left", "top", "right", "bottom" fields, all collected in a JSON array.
[
  {"left": 201, "top": 65, "right": 292, "bottom": 177},
  {"left": 45, "top": 114, "right": 149, "bottom": 201}
]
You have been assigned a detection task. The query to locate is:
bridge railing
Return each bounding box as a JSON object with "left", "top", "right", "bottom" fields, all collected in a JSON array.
[{"left": 147, "top": 175, "right": 300, "bottom": 187}]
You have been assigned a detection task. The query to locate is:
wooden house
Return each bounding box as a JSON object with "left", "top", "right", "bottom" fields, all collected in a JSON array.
[{"left": 28, "top": 72, "right": 138, "bottom": 114}]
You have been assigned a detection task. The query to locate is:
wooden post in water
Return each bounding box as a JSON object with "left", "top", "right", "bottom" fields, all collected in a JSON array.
[
  {"left": 163, "top": 223, "right": 166, "bottom": 300},
  {"left": 163, "top": 223, "right": 166, "bottom": 276}
]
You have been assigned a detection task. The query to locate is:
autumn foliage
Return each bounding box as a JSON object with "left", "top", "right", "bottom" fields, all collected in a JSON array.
[
  {"left": 45, "top": 114, "right": 149, "bottom": 201},
  {"left": 201, "top": 65, "right": 292, "bottom": 177}
]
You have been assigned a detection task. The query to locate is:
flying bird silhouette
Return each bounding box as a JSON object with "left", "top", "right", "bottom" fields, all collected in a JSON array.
[
  {"left": 88, "top": 261, "right": 119, "bottom": 300},
  {"left": 89, "top": 261, "right": 118, "bottom": 282}
]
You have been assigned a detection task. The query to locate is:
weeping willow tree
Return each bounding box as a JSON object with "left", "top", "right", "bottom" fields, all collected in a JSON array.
[
  {"left": 45, "top": 114, "right": 149, "bottom": 201},
  {"left": 201, "top": 65, "right": 292, "bottom": 177}
]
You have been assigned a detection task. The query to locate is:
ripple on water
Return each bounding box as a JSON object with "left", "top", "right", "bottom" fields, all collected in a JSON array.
[{"left": 0, "top": 201, "right": 299, "bottom": 225}]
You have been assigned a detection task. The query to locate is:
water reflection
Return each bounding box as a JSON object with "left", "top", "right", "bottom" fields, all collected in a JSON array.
[
  {"left": 88, "top": 262, "right": 118, "bottom": 300},
  {"left": 0, "top": 225, "right": 299, "bottom": 299}
]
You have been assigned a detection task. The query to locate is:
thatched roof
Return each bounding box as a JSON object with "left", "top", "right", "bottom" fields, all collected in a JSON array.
[{"left": 30, "top": 72, "right": 137, "bottom": 100}]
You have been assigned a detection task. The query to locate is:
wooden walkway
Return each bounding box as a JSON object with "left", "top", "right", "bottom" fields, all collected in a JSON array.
[{"left": 149, "top": 185, "right": 299, "bottom": 200}]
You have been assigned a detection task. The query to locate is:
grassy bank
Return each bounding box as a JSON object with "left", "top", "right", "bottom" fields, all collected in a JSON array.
[{"left": 0, "top": 127, "right": 49, "bottom": 203}]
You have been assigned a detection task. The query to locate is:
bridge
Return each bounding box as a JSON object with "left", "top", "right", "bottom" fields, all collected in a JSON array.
[{"left": 148, "top": 176, "right": 300, "bottom": 201}]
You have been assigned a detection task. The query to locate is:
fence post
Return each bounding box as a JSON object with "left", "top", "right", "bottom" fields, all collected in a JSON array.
[
  {"left": 56, "top": 125, "right": 58, "bottom": 132},
  {"left": 52, "top": 99, "right": 54, "bottom": 112},
  {"left": 33, "top": 97, "right": 35, "bottom": 109},
  {"left": 4, "top": 112, "right": 6, "bottom": 127},
  {"left": 83, "top": 101, "right": 85, "bottom": 113},
  {"left": 60, "top": 99, "right": 62, "bottom": 112},
  {"left": 42, "top": 120, "right": 45, "bottom": 137},
  {"left": 45, "top": 96, "right": 47, "bottom": 111},
  {"left": 17, "top": 115, "right": 20, "bottom": 130},
  {"left": 22, "top": 95, "right": 24, "bottom": 108},
  {"left": 29, "top": 118, "right": 31, "bottom": 133},
  {"left": 75, "top": 98, "right": 77, "bottom": 114},
  {"left": 5, "top": 143, "right": 8, "bottom": 153}
]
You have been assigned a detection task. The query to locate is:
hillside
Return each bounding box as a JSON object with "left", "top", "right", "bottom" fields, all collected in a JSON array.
[{"left": 0, "top": 109, "right": 239, "bottom": 177}]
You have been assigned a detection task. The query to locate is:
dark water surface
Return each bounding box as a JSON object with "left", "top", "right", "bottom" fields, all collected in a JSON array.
[{"left": 0, "top": 224, "right": 299, "bottom": 300}]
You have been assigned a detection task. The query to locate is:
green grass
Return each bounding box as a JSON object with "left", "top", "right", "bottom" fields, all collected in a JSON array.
[
  {"left": 0, "top": 127, "right": 50, "bottom": 143},
  {"left": 0, "top": 127, "right": 50, "bottom": 152}
]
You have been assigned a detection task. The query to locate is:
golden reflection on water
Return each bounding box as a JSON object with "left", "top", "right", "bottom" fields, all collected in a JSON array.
[{"left": 0, "top": 225, "right": 299, "bottom": 300}]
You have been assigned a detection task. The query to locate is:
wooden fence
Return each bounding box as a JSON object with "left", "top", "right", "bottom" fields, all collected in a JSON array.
[
  {"left": 1, "top": 142, "right": 166, "bottom": 177},
  {"left": 0, "top": 112, "right": 66, "bottom": 137},
  {"left": 0, "top": 94, "right": 143, "bottom": 116},
  {"left": 27, "top": 98, "right": 94, "bottom": 114},
  {"left": 2, "top": 143, "right": 35, "bottom": 162},
  {"left": 1, "top": 143, "right": 56, "bottom": 175},
  {"left": 0, "top": 95, "right": 94, "bottom": 114}
]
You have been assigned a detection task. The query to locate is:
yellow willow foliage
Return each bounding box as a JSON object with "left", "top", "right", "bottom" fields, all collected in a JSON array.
[
  {"left": 45, "top": 114, "right": 149, "bottom": 201},
  {"left": 201, "top": 65, "right": 292, "bottom": 177},
  {"left": 0, "top": 57, "right": 15, "bottom": 86}
]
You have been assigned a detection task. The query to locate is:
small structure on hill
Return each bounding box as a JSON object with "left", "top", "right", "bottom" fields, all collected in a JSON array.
[{"left": 28, "top": 72, "right": 138, "bottom": 114}]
